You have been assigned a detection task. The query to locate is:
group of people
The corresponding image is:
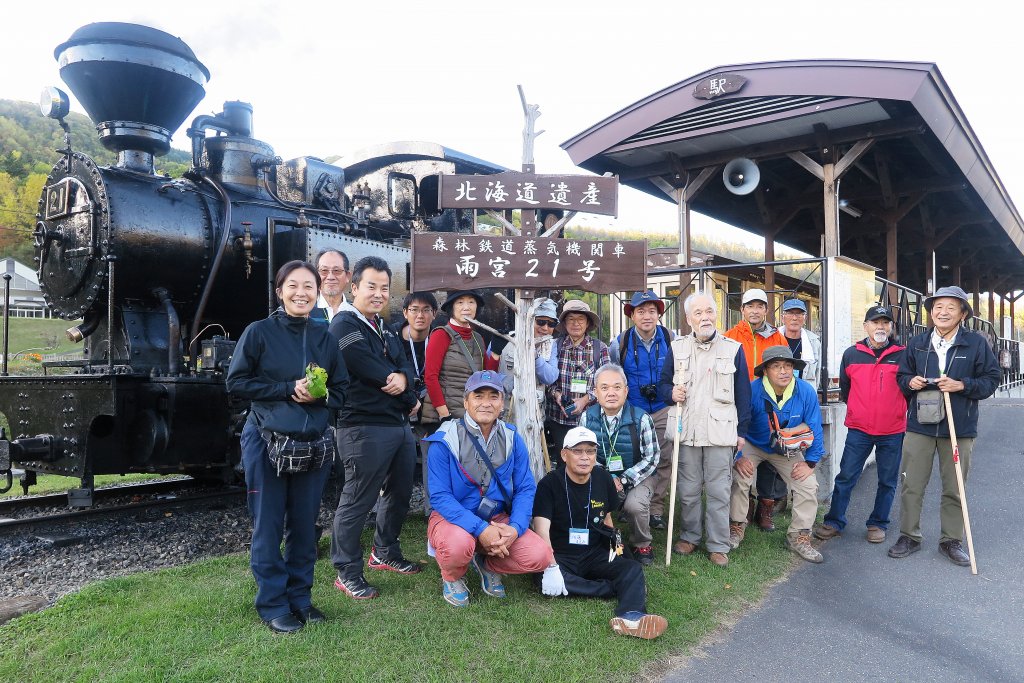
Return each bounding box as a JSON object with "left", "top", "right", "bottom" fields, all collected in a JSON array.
[{"left": 225, "top": 250, "right": 999, "bottom": 638}]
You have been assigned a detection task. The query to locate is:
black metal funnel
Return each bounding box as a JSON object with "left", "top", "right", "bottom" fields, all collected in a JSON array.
[{"left": 55, "top": 22, "right": 210, "bottom": 155}]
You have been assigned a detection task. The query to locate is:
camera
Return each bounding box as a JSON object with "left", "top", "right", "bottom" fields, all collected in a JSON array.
[
  {"left": 924, "top": 378, "right": 939, "bottom": 385},
  {"left": 561, "top": 394, "right": 577, "bottom": 416},
  {"left": 639, "top": 384, "right": 658, "bottom": 401},
  {"left": 414, "top": 377, "right": 427, "bottom": 399}
]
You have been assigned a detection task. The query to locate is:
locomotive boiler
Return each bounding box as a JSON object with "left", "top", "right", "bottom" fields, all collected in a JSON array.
[{"left": 0, "top": 22, "right": 504, "bottom": 503}]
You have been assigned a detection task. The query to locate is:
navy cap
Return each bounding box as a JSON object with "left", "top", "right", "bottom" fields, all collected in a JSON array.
[
  {"left": 464, "top": 370, "right": 505, "bottom": 395},
  {"left": 864, "top": 305, "right": 894, "bottom": 322},
  {"left": 782, "top": 299, "right": 807, "bottom": 313},
  {"left": 624, "top": 289, "right": 665, "bottom": 316}
]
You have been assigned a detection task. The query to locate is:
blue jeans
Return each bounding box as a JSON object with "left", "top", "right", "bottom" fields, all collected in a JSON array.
[
  {"left": 242, "top": 419, "right": 332, "bottom": 621},
  {"left": 823, "top": 428, "right": 904, "bottom": 531}
]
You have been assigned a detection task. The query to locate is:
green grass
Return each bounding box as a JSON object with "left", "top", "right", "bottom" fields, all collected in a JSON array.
[
  {"left": 0, "top": 515, "right": 797, "bottom": 683},
  {"left": 0, "top": 317, "right": 82, "bottom": 358},
  {"left": 0, "top": 473, "right": 167, "bottom": 498}
]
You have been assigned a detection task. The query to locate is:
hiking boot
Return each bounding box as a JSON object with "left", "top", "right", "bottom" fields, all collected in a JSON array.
[
  {"left": 866, "top": 526, "right": 886, "bottom": 544},
  {"left": 609, "top": 611, "right": 668, "bottom": 640},
  {"left": 368, "top": 547, "right": 422, "bottom": 575},
  {"left": 756, "top": 499, "right": 776, "bottom": 532},
  {"left": 939, "top": 540, "right": 971, "bottom": 567},
  {"left": 649, "top": 514, "right": 667, "bottom": 530},
  {"left": 708, "top": 551, "right": 729, "bottom": 567},
  {"left": 632, "top": 545, "right": 654, "bottom": 566},
  {"left": 813, "top": 523, "right": 841, "bottom": 540},
  {"left": 786, "top": 530, "right": 824, "bottom": 563},
  {"left": 442, "top": 578, "right": 470, "bottom": 607},
  {"left": 887, "top": 535, "right": 921, "bottom": 559},
  {"left": 728, "top": 521, "right": 746, "bottom": 549},
  {"left": 672, "top": 540, "right": 697, "bottom": 556},
  {"left": 334, "top": 574, "right": 380, "bottom": 600},
  {"left": 470, "top": 554, "right": 506, "bottom": 597}
]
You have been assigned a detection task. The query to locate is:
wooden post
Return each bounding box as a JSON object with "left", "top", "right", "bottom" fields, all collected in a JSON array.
[
  {"left": 886, "top": 218, "right": 898, "bottom": 304},
  {"left": 765, "top": 230, "right": 776, "bottom": 318},
  {"left": 822, "top": 162, "right": 839, "bottom": 257}
]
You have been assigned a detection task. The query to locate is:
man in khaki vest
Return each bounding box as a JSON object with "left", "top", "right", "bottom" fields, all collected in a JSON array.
[{"left": 657, "top": 293, "right": 751, "bottom": 567}]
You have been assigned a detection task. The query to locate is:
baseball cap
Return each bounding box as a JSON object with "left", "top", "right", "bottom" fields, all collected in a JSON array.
[
  {"left": 782, "top": 299, "right": 807, "bottom": 313},
  {"left": 741, "top": 288, "right": 768, "bottom": 306},
  {"left": 864, "top": 305, "right": 894, "bottom": 322},
  {"left": 464, "top": 370, "right": 505, "bottom": 395},
  {"left": 624, "top": 289, "right": 666, "bottom": 316},
  {"left": 563, "top": 426, "right": 598, "bottom": 449}
]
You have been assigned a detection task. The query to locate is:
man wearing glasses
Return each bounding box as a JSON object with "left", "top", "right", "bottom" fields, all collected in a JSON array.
[{"left": 313, "top": 249, "right": 355, "bottom": 323}]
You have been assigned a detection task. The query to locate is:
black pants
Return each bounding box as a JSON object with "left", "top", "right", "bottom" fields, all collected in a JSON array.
[
  {"left": 555, "top": 544, "right": 647, "bottom": 617},
  {"left": 331, "top": 424, "right": 416, "bottom": 580},
  {"left": 756, "top": 460, "right": 788, "bottom": 500},
  {"left": 544, "top": 421, "right": 574, "bottom": 468}
]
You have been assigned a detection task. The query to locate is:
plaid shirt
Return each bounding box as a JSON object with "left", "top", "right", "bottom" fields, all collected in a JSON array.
[{"left": 545, "top": 335, "right": 611, "bottom": 425}]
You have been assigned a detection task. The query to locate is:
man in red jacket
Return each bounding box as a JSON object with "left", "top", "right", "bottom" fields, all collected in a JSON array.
[{"left": 814, "top": 305, "right": 907, "bottom": 544}]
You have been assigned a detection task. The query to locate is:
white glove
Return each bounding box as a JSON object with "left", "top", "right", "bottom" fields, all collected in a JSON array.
[{"left": 541, "top": 564, "right": 568, "bottom": 596}]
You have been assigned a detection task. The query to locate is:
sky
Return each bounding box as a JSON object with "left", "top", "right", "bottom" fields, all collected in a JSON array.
[{"left": 2, "top": 0, "right": 1019, "bottom": 253}]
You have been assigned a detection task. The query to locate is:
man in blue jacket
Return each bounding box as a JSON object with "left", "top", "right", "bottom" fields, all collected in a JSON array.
[
  {"left": 730, "top": 345, "right": 825, "bottom": 563},
  {"left": 424, "top": 371, "right": 553, "bottom": 607},
  {"left": 889, "top": 286, "right": 1000, "bottom": 566}
]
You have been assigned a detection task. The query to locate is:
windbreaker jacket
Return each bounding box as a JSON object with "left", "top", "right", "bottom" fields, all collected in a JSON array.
[
  {"left": 725, "top": 321, "right": 787, "bottom": 381},
  {"left": 226, "top": 309, "right": 348, "bottom": 440},
  {"left": 897, "top": 327, "right": 1001, "bottom": 438},
  {"left": 746, "top": 377, "right": 825, "bottom": 464},
  {"left": 424, "top": 420, "right": 537, "bottom": 538},
  {"left": 840, "top": 340, "right": 907, "bottom": 436}
]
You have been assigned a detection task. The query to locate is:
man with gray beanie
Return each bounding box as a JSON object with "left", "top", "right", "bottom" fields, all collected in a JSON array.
[{"left": 889, "top": 286, "right": 1000, "bottom": 566}]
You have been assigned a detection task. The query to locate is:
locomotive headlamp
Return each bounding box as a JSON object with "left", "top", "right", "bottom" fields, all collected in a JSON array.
[{"left": 40, "top": 86, "right": 70, "bottom": 120}]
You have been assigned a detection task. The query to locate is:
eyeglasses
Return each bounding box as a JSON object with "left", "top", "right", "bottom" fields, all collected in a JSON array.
[
  {"left": 567, "top": 447, "right": 598, "bottom": 456},
  {"left": 536, "top": 319, "right": 557, "bottom": 328},
  {"left": 318, "top": 268, "right": 348, "bottom": 277},
  {"left": 406, "top": 307, "right": 435, "bottom": 316},
  {"left": 784, "top": 310, "right": 806, "bottom": 316}
]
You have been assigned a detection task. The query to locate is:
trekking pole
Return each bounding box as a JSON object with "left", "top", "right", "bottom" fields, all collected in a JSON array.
[
  {"left": 665, "top": 402, "right": 683, "bottom": 566},
  {"left": 942, "top": 390, "right": 978, "bottom": 575}
]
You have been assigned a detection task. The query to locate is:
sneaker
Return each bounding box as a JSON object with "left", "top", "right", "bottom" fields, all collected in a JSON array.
[
  {"left": 786, "top": 530, "right": 824, "bottom": 563},
  {"left": 866, "top": 526, "right": 886, "bottom": 544},
  {"left": 672, "top": 540, "right": 697, "bottom": 556},
  {"left": 708, "top": 551, "right": 729, "bottom": 567},
  {"left": 728, "top": 521, "right": 746, "bottom": 549},
  {"left": 813, "top": 523, "right": 841, "bottom": 540},
  {"left": 938, "top": 539, "right": 971, "bottom": 567},
  {"left": 470, "top": 554, "right": 506, "bottom": 598},
  {"left": 649, "top": 515, "right": 667, "bottom": 530},
  {"left": 334, "top": 574, "right": 380, "bottom": 600},
  {"left": 887, "top": 534, "right": 921, "bottom": 559},
  {"left": 610, "top": 611, "right": 668, "bottom": 640},
  {"left": 368, "top": 547, "right": 422, "bottom": 575},
  {"left": 442, "top": 578, "right": 470, "bottom": 607},
  {"left": 632, "top": 545, "right": 654, "bottom": 566}
]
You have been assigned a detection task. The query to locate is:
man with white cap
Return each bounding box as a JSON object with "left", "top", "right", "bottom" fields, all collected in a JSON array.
[
  {"left": 532, "top": 426, "right": 669, "bottom": 639},
  {"left": 725, "top": 288, "right": 787, "bottom": 382},
  {"left": 889, "top": 286, "right": 1000, "bottom": 566}
]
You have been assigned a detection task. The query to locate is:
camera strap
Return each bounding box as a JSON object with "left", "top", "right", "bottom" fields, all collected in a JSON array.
[{"left": 461, "top": 419, "right": 512, "bottom": 509}]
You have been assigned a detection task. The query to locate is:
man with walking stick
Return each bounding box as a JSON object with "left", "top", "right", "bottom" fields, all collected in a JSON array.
[
  {"left": 889, "top": 286, "right": 1000, "bottom": 568},
  {"left": 658, "top": 292, "right": 751, "bottom": 567}
]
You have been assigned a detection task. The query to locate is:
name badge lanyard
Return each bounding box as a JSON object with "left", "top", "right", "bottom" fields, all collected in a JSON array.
[
  {"left": 408, "top": 334, "right": 427, "bottom": 378},
  {"left": 564, "top": 470, "right": 592, "bottom": 545},
  {"left": 631, "top": 328, "right": 662, "bottom": 384},
  {"left": 601, "top": 416, "right": 625, "bottom": 472}
]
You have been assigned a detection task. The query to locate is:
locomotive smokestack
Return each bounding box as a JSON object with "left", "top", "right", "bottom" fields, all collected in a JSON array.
[{"left": 54, "top": 22, "right": 210, "bottom": 159}]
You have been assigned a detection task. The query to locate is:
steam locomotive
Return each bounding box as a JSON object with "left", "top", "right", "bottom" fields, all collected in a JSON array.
[{"left": 0, "top": 22, "right": 508, "bottom": 504}]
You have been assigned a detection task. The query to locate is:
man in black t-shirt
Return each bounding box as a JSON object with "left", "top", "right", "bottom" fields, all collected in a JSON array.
[{"left": 532, "top": 427, "right": 668, "bottom": 640}]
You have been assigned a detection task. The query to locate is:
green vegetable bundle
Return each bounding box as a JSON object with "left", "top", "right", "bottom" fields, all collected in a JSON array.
[{"left": 305, "top": 362, "right": 328, "bottom": 399}]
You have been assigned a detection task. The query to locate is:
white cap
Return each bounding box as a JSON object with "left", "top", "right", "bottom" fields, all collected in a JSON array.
[
  {"left": 563, "top": 426, "right": 598, "bottom": 449},
  {"left": 741, "top": 288, "right": 768, "bottom": 306}
]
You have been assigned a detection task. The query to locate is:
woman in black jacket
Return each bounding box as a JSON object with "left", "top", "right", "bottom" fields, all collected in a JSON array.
[{"left": 226, "top": 260, "right": 348, "bottom": 633}]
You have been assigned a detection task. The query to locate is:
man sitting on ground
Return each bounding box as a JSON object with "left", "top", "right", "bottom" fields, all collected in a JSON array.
[
  {"left": 532, "top": 427, "right": 669, "bottom": 639},
  {"left": 424, "top": 371, "right": 552, "bottom": 607}
]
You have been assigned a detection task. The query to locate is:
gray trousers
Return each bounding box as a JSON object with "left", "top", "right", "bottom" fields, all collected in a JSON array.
[
  {"left": 899, "top": 431, "right": 974, "bottom": 544},
  {"left": 622, "top": 476, "right": 655, "bottom": 547},
  {"left": 677, "top": 445, "right": 734, "bottom": 553},
  {"left": 331, "top": 424, "right": 416, "bottom": 580}
]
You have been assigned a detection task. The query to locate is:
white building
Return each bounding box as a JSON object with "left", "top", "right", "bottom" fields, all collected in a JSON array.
[{"left": 1, "top": 257, "right": 51, "bottom": 318}]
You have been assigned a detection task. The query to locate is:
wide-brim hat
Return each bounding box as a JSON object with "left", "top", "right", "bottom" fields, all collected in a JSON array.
[
  {"left": 624, "top": 289, "right": 666, "bottom": 317},
  {"left": 923, "top": 286, "right": 973, "bottom": 320},
  {"left": 753, "top": 345, "right": 807, "bottom": 377},
  {"left": 558, "top": 299, "right": 600, "bottom": 332},
  {"left": 441, "top": 289, "right": 486, "bottom": 314}
]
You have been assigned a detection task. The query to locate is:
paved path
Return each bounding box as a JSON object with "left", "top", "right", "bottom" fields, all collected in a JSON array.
[{"left": 664, "top": 398, "right": 1024, "bottom": 683}]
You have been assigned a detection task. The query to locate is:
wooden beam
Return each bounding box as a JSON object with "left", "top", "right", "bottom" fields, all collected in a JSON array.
[
  {"left": 835, "top": 139, "right": 876, "bottom": 178},
  {"left": 787, "top": 151, "right": 824, "bottom": 182}
]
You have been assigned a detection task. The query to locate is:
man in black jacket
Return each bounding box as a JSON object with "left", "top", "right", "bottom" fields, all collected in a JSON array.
[
  {"left": 329, "top": 256, "right": 422, "bottom": 598},
  {"left": 889, "top": 286, "right": 1001, "bottom": 566}
]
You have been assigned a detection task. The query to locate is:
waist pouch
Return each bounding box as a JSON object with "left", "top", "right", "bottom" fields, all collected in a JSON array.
[
  {"left": 915, "top": 391, "right": 946, "bottom": 425},
  {"left": 766, "top": 400, "right": 813, "bottom": 456},
  {"left": 261, "top": 426, "right": 335, "bottom": 476}
]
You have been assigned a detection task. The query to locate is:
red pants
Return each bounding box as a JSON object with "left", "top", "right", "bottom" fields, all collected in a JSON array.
[{"left": 427, "top": 512, "right": 552, "bottom": 582}]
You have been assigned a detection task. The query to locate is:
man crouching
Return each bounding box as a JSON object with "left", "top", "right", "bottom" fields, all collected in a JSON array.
[
  {"left": 424, "top": 371, "right": 553, "bottom": 607},
  {"left": 532, "top": 427, "right": 668, "bottom": 639}
]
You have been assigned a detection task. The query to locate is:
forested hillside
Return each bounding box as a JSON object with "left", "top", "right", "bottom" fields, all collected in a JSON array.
[{"left": 0, "top": 99, "right": 190, "bottom": 262}]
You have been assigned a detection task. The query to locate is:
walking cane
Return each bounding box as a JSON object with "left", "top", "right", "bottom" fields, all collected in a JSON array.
[
  {"left": 665, "top": 403, "right": 683, "bottom": 566},
  {"left": 942, "top": 390, "right": 977, "bottom": 574}
]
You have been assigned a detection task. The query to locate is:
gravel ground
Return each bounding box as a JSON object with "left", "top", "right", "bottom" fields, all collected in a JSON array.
[{"left": 1, "top": 482, "right": 426, "bottom": 607}]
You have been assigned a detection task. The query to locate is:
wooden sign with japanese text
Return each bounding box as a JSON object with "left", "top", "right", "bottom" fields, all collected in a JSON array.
[
  {"left": 693, "top": 73, "right": 748, "bottom": 99},
  {"left": 438, "top": 173, "right": 618, "bottom": 216},
  {"left": 411, "top": 233, "right": 646, "bottom": 294}
]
